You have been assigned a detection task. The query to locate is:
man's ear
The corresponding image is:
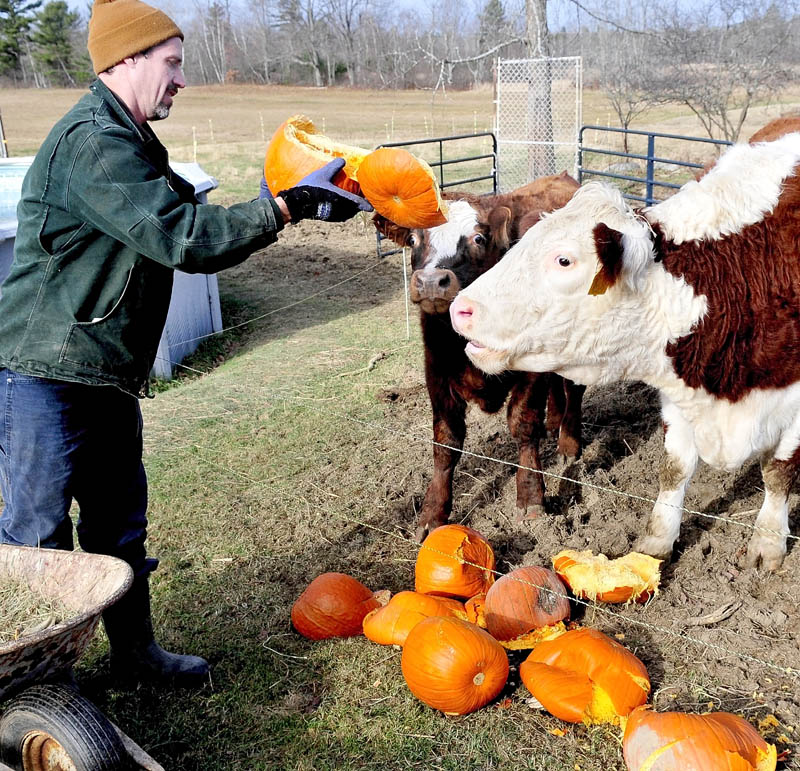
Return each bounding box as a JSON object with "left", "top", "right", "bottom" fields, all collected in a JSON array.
[
  {"left": 372, "top": 213, "right": 412, "bottom": 246},
  {"left": 588, "top": 222, "right": 624, "bottom": 295},
  {"left": 487, "top": 206, "right": 512, "bottom": 251}
]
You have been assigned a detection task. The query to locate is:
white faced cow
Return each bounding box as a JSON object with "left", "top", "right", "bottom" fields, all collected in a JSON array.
[{"left": 450, "top": 133, "right": 800, "bottom": 570}]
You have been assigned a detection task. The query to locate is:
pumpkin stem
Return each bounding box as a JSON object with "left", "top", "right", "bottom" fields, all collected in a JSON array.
[{"left": 473, "top": 672, "right": 485, "bottom": 686}]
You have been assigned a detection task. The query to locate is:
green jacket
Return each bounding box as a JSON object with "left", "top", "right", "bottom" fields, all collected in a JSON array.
[{"left": 0, "top": 79, "right": 284, "bottom": 397}]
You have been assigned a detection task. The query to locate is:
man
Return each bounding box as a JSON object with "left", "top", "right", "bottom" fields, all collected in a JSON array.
[{"left": 0, "top": 0, "right": 370, "bottom": 687}]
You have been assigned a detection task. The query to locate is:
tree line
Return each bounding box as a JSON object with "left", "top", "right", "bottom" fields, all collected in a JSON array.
[{"left": 1, "top": 0, "right": 798, "bottom": 142}]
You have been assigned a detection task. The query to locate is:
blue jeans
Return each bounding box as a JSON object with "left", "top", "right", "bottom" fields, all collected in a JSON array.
[{"left": 0, "top": 369, "right": 151, "bottom": 577}]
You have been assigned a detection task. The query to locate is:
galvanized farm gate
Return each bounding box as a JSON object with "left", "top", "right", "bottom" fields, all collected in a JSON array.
[
  {"left": 578, "top": 125, "right": 732, "bottom": 205},
  {"left": 494, "top": 56, "right": 582, "bottom": 191}
]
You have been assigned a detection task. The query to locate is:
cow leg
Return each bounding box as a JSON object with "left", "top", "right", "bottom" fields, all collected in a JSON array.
[
  {"left": 745, "top": 453, "right": 795, "bottom": 570},
  {"left": 507, "top": 375, "right": 550, "bottom": 521},
  {"left": 556, "top": 379, "right": 585, "bottom": 461},
  {"left": 415, "top": 396, "right": 467, "bottom": 543},
  {"left": 635, "top": 403, "right": 698, "bottom": 560},
  {"left": 545, "top": 377, "right": 565, "bottom": 438}
]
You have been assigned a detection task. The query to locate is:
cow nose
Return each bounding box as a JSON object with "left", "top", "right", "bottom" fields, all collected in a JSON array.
[{"left": 450, "top": 295, "right": 474, "bottom": 333}]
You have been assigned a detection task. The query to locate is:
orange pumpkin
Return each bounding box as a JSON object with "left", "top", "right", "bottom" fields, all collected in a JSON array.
[
  {"left": 520, "top": 628, "right": 650, "bottom": 726},
  {"left": 553, "top": 549, "right": 661, "bottom": 604},
  {"left": 484, "top": 566, "right": 570, "bottom": 648},
  {"left": 465, "top": 593, "right": 487, "bottom": 628},
  {"left": 356, "top": 147, "right": 448, "bottom": 228},
  {"left": 291, "top": 572, "right": 383, "bottom": 639},
  {"left": 362, "top": 591, "right": 465, "bottom": 647},
  {"left": 623, "top": 705, "right": 777, "bottom": 771},
  {"left": 415, "top": 524, "right": 496, "bottom": 599},
  {"left": 263, "top": 114, "right": 368, "bottom": 196},
  {"left": 401, "top": 616, "right": 509, "bottom": 715}
]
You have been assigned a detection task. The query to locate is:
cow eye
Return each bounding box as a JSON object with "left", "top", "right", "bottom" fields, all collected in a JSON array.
[
  {"left": 557, "top": 255, "right": 572, "bottom": 267},
  {"left": 408, "top": 233, "right": 419, "bottom": 247},
  {"left": 473, "top": 233, "right": 486, "bottom": 246}
]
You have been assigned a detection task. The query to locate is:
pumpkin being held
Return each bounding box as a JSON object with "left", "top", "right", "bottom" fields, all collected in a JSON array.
[{"left": 291, "top": 572, "right": 384, "bottom": 640}]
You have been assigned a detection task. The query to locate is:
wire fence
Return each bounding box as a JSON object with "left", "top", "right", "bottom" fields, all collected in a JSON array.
[{"left": 150, "top": 253, "right": 800, "bottom": 691}]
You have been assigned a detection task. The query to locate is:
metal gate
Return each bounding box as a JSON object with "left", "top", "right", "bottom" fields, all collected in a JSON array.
[{"left": 494, "top": 56, "right": 582, "bottom": 192}]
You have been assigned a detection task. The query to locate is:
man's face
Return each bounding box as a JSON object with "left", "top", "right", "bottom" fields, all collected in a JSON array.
[{"left": 133, "top": 37, "right": 185, "bottom": 121}]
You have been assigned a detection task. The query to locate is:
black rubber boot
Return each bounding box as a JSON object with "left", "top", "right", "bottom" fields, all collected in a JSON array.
[{"left": 102, "top": 576, "right": 210, "bottom": 688}]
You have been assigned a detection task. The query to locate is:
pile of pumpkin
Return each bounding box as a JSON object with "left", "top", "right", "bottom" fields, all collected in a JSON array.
[{"left": 291, "top": 524, "right": 778, "bottom": 771}]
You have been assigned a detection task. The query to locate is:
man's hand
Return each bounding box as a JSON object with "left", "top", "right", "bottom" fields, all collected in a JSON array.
[{"left": 277, "top": 158, "right": 372, "bottom": 223}]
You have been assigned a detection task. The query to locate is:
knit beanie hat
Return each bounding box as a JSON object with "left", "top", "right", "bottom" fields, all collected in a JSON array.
[{"left": 88, "top": 0, "right": 184, "bottom": 75}]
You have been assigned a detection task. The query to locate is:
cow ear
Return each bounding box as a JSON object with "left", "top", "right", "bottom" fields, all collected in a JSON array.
[
  {"left": 372, "top": 213, "right": 412, "bottom": 246},
  {"left": 487, "top": 206, "right": 512, "bottom": 250},
  {"left": 589, "top": 222, "right": 625, "bottom": 295}
]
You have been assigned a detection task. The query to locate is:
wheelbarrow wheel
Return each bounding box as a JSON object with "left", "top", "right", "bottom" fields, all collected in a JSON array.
[{"left": 0, "top": 683, "right": 128, "bottom": 771}]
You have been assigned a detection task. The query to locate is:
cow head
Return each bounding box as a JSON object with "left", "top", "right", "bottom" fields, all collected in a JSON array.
[
  {"left": 375, "top": 200, "right": 515, "bottom": 316},
  {"left": 449, "top": 182, "right": 657, "bottom": 382}
]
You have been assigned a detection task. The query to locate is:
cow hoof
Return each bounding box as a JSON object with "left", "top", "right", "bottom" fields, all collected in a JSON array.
[
  {"left": 742, "top": 539, "right": 785, "bottom": 571},
  {"left": 633, "top": 535, "right": 673, "bottom": 561},
  {"left": 557, "top": 437, "right": 581, "bottom": 461},
  {"left": 413, "top": 523, "right": 431, "bottom": 543},
  {"left": 515, "top": 503, "right": 546, "bottom": 522}
]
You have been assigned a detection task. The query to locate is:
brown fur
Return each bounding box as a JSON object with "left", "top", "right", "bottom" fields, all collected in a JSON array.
[
  {"left": 655, "top": 175, "right": 800, "bottom": 402},
  {"left": 403, "top": 173, "right": 585, "bottom": 541}
]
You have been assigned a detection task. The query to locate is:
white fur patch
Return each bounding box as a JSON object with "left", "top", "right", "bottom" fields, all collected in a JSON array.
[
  {"left": 649, "top": 132, "right": 800, "bottom": 244},
  {"left": 424, "top": 200, "right": 478, "bottom": 270}
]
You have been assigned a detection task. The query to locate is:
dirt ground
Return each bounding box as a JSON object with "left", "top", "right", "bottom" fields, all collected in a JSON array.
[{"left": 245, "top": 216, "right": 800, "bottom": 765}]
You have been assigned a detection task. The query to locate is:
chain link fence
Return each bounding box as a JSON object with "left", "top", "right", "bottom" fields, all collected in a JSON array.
[{"left": 494, "top": 56, "right": 582, "bottom": 192}]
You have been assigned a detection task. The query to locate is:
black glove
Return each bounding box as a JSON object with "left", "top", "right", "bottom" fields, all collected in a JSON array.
[{"left": 278, "top": 158, "right": 372, "bottom": 223}]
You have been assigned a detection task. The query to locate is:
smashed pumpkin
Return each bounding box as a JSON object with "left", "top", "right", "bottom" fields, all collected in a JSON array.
[
  {"left": 291, "top": 572, "right": 383, "bottom": 639},
  {"left": 520, "top": 628, "right": 650, "bottom": 726},
  {"left": 362, "top": 590, "right": 465, "bottom": 647},
  {"left": 401, "top": 616, "right": 509, "bottom": 715},
  {"left": 552, "top": 549, "right": 661, "bottom": 604},
  {"left": 623, "top": 706, "right": 777, "bottom": 771},
  {"left": 415, "top": 524, "right": 496, "bottom": 599},
  {"left": 356, "top": 147, "right": 448, "bottom": 228},
  {"left": 263, "top": 114, "right": 448, "bottom": 228},
  {"left": 484, "top": 566, "right": 570, "bottom": 649}
]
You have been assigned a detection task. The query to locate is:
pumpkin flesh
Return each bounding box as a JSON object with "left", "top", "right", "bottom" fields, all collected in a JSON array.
[
  {"left": 401, "top": 616, "right": 509, "bottom": 715},
  {"left": 623, "top": 706, "right": 777, "bottom": 771},
  {"left": 553, "top": 549, "right": 661, "bottom": 603},
  {"left": 263, "top": 115, "right": 368, "bottom": 196}
]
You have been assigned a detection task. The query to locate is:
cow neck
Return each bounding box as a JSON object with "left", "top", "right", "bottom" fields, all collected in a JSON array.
[{"left": 647, "top": 180, "right": 800, "bottom": 402}]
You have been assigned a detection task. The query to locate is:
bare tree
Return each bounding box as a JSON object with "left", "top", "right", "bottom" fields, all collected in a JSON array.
[{"left": 648, "top": 0, "right": 795, "bottom": 142}]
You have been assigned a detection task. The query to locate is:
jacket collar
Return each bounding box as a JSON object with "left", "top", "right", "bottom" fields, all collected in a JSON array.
[
  {"left": 89, "top": 79, "right": 157, "bottom": 145},
  {"left": 89, "top": 78, "right": 166, "bottom": 163}
]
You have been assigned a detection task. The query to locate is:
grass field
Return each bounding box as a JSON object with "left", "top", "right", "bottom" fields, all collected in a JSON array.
[{"left": 2, "top": 83, "right": 800, "bottom": 771}]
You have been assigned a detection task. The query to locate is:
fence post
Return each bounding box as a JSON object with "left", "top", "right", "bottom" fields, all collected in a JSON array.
[{"left": 646, "top": 133, "right": 655, "bottom": 205}]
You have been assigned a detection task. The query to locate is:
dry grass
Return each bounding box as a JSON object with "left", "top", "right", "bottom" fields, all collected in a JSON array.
[{"left": 0, "top": 577, "right": 72, "bottom": 644}]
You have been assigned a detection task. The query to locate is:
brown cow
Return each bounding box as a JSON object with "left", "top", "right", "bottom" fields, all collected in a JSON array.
[{"left": 376, "top": 172, "right": 583, "bottom": 541}]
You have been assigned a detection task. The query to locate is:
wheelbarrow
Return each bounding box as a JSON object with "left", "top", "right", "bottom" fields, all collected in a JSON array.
[{"left": 0, "top": 544, "right": 165, "bottom": 771}]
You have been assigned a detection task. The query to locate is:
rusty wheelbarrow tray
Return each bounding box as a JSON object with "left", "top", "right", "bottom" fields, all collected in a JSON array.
[{"left": 0, "top": 544, "right": 164, "bottom": 771}]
